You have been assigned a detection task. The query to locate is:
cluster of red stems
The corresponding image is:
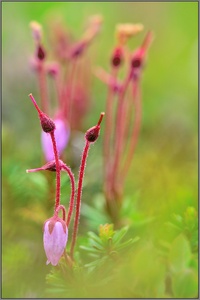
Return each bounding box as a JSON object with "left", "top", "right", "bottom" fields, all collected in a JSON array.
[
  {"left": 27, "top": 17, "right": 153, "bottom": 265},
  {"left": 29, "top": 16, "right": 102, "bottom": 162},
  {"left": 97, "top": 24, "right": 153, "bottom": 222}
]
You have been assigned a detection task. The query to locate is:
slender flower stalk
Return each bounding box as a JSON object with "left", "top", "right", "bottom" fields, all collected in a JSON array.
[
  {"left": 55, "top": 204, "right": 67, "bottom": 221},
  {"left": 111, "top": 70, "right": 132, "bottom": 199},
  {"left": 121, "top": 79, "right": 142, "bottom": 182},
  {"left": 103, "top": 68, "right": 119, "bottom": 160},
  {"left": 64, "top": 59, "right": 78, "bottom": 123},
  {"left": 94, "top": 67, "right": 122, "bottom": 93},
  {"left": 70, "top": 112, "right": 105, "bottom": 259},
  {"left": 26, "top": 158, "right": 76, "bottom": 227},
  {"left": 94, "top": 66, "right": 122, "bottom": 204},
  {"left": 29, "top": 93, "right": 44, "bottom": 115},
  {"left": 70, "top": 140, "right": 90, "bottom": 259},
  {"left": 103, "top": 67, "right": 118, "bottom": 201},
  {"left": 61, "top": 163, "right": 76, "bottom": 227},
  {"left": 49, "top": 131, "right": 61, "bottom": 211},
  {"left": 99, "top": 44, "right": 124, "bottom": 208},
  {"left": 46, "top": 62, "right": 62, "bottom": 108},
  {"left": 38, "top": 59, "right": 49, "bottom": 114}
]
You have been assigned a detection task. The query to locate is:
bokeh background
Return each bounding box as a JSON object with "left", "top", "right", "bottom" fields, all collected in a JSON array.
[{"left": 2, "top": 2, "right": 198, "bottom": 298}]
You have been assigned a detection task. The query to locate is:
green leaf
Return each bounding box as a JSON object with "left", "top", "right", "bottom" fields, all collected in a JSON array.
[
  {"left": 79, "top": 246, "right": 101, "bottom": 253},
  {"left": 81, "top": 203, "right": 109, "bottom": 227},
  {"left": 87, "top": 231, "right": 102, "bottom": 245},
  {"left": 88, "top": 238, "right": 104, "bottom": 250},
  {"left": 165, "top": 221, "right": 182, "bottom": 233},
  {"left": 112, "top": 226, "right": 129, "bottom": 245},
  {"left": 115, "top": 237, "right": 139, "bottom": 251},
  {"left": 169, "top": 234, "right": 192, "bottom": 273},
  {"left": 84, "top": 256, "right": 107, "bottom": 268},
  {"left": 172, "top": 213, "right": 183, "bottom": 224},
  {"left": 172, "top": 269, "right": 198, "bottom": 298}
]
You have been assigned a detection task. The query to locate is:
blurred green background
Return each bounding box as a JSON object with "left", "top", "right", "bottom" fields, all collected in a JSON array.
[{"left": 2, "top": 2, "right": 198, "bottom": 298}]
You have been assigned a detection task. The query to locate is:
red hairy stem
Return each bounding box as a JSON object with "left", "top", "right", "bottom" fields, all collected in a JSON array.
[
  {"left": 121, "top": 79, "right": 142, "bottom": 182},
  {"left": 97, "top": 112, "right": 105, "bottom": 126},
  {"left": 61, "top": 163, "right": 76, "bottom": 227},
  {"left": 70, "top": 112, "right": 104, "bottom": 259},
  {"left": 38, "top": 62, "right": 49, "bottom": 114},
  {"left": 55, "top": 204, "right": 66, "bottom": 221},
  {"left": 103, "top": 67, "right": 118, "bottom": 204},
  {"left": 115, "top": 93, "right": 130, "bottom": 185},
  {"left": 50, "top": 131, "right": 61, "bottom": 211},
  {"left": 111, "top": 71, "right": 132, "bottom": 198},
  {"left": 28, "top": 93, "right": 60, "bottom": 212},
  {"left": 64, "top": 59, "right": 78, "bottom": 122},
  {"left": 70, "top": 140, "right": 90, "bottom": 259},
  {"left": 103, "top": 68, "right": 118, "bottom": 167},
  {"left": 29, "top": 93, "right": 42, "bottom": 115},
  {"left": 54, "top": 75, "right": 62, "bottom": 109},
  {"left": 121, "top": 85, "right": 134, "bottom": 147},
  {"left": 141, "top": 31, "right": 153, "bottom": 56},
  {"left": 94, "top": 67, "right": 120, "bottom": 90},
  {"left": 115, "top": 84, "right": 134, "bottom": 184}
]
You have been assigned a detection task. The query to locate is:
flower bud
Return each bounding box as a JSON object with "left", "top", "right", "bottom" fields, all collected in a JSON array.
[
  {"left": 111, "top": 47, "right": 123, "bottom": 67},
  {"left": 85, "top": 112, "right": 105, "bottom": 143},
  {"left": 37, "top": 44, "right": 46, "bottom": 61},
  {"left": 40, "top": 113, "right": 56, "bottom": 133},
  {"left": 43, "top": 216, "right": 68, "bottom": 266},
  {"left": 85, "top": 125, "right": 100, "bottom": 143},
  {"left": 29, "top": 94, "right": 55, "bottom": 133},
  {"left": 131, "top": 51, "right": 143, "bottom": 69},
  {"left": 131, "top": 31, "right": 153, "bottom": 71}
]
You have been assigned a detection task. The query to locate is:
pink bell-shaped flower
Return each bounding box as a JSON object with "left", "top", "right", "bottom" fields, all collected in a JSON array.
[
  {"left": 43, "top": 216, "right": 68, "bottom": 266},
  {"left": 41, "top": 117, "right": 70, "bottom": 161}
]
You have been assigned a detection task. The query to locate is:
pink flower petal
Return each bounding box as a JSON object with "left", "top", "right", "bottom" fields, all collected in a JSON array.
[
  {"left": 43, "top": 219, "right": 68, "bottom": 266},
  {"left": 41, "top": 118, "right": 70, "bottom": 161}
]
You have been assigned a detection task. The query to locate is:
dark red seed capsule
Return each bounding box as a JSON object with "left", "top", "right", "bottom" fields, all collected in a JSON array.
[
  {"left": 40, "top": 113, "right": 56, "bottom": 133},
  {"left": 131, "top": 57, "right": 142, "bottom": 68},
  {"left": 85, "top": 126, "right": 100, "bottom": 143},
  {"left": 111, "top": 47, "right": 123, "bottom": 67},
  {"left": 37, "top": 45, "right": 46, "bottom": 61}
]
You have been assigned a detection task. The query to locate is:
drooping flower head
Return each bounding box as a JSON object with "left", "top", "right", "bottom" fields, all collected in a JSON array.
[{"left": 43, "top": 216, "right": 68, "bottom": 266}]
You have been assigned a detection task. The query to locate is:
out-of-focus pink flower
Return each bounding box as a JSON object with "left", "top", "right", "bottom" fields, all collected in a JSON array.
[
  {"left": 43, "top": 216, "right": 68, "bottom": 266},
  {"left": 45, "top": 62, "right": 60, "bottom": 77},
  {"left": 41, "top": 117, "right": 70, "bottom": 161}
]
